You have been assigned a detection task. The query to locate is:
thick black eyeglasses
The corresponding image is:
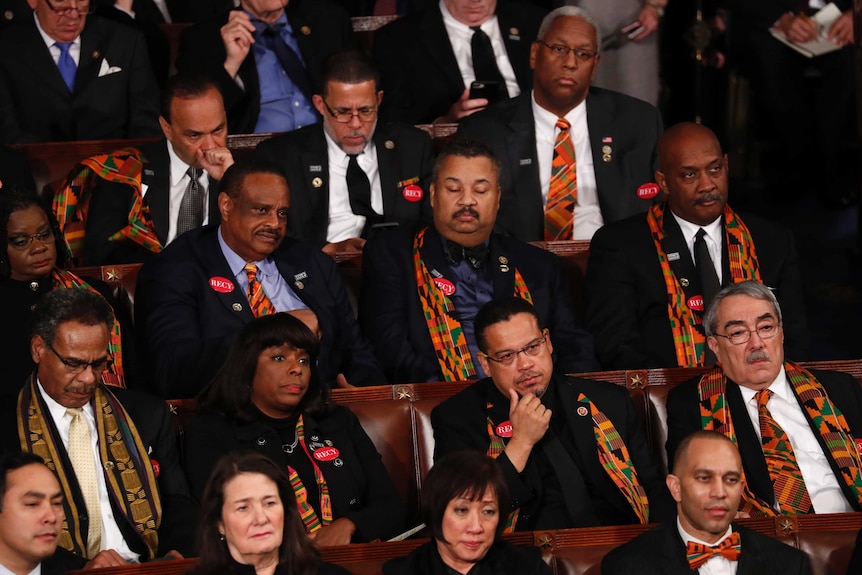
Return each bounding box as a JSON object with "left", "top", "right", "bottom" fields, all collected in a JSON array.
[
  {"left": 482, "top": 330, "right": 549, "bottom": 366},
  {"left": 321, "top": 99, "right": 377, "bottom": 123},
  {"left": 47, "top": 343, "right": 110, "bottom": 375},
  {"left": 43, "top": 0, "right": 94, "bottom": 16}
]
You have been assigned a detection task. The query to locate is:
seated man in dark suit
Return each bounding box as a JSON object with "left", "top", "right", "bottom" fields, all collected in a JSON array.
[
  {"left": 0, "top": 289, "right": 197, "bottom": 562},
  {"left": 666, "top": 281, "right": 862, "bottom": 515},
  {"left": 0, "top": 0, "right": 161, "bottom": 143},
  {"left": 457, "top": 6, "right": 662, "bottom": 241},
  {"left": 255, "top": 50, "right": 434, "bottom": 257},
  {"left": 176, "top": 0, "right": 354, "bottom": 135},
  {"left": 136, "top": 159, "right": 385, "bottom": 398},
  {"left": 70, "top": 73, "right": 235, "bottom": 266},
  {"left": 585, "top": 122, "right": 809, "bottom": 370},
  {"left": 603, "top": 431, "right": 812, "bottom": 575},
  {"left": 432, "top": 297, "right": 673, "bottom": 530},
  {"left": 360, "top": 139, "right": 597, "bottom": 384},
  {"left": 373, "top": 0, "right": 546, "bottom": 125}
]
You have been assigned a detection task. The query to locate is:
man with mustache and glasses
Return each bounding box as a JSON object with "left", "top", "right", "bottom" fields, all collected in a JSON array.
[
  {"left": 584, "top": 122, "right": 809, "bottom": 370},
  {"left": 0, "top": 289, "right": 196, "bottom": 565},
  {"left": 255, "top": 50, "right": 434, "bottom": 257},
  {"left": 359, "top": 139, "right": 598, "bottom": 384},
  {"left": 666, "top": 281, "right": 862, "bottom": 516},
  {"left": 603, "top": 431, "right": 812, "bottom": 575},
  {"left": 431, "top": 296, "right": 673, "bottom": 531},
  {"left": 136, "top": 160, "right": 385, "bottom": 398}
]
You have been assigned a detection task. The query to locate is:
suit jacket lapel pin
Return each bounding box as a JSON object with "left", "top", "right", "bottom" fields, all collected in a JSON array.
[
  {"left": 312, "top": 177, "right": 323, "bottom": 188},
  {"left": 300, "top": 26, "right": 311, "bottom": 35},
  {"left": 601, "top": 136, "right": 613, "bottom": 163},
  {"left": 667, "top": 251, "right": 680, "bottom": 261},
  {"left": 294, "top": 271, "right": 308, "bottom": 290},
  {"left": 680, "top": 277, "right": 690, "bottom": 287},
  {"left": 384, "top": 140, "right": 395, "bottom": 149},
  {"left": 577, "top": 406, "right": 588, "bottom": 416},
  {"left": 92, "top": 50, "right": 100, "bottom": 60},
  {"left": 309, "top": 164, "right": 322, "bottom": 172},
  {"left": 509, "top": 27, "right": 520, "bottom": 40},
  {"left": 232, "top": 302, "right": 243, "bottom": 311},
  {"left": 498, "top": 255, "right": 509, "bottom": 273}
]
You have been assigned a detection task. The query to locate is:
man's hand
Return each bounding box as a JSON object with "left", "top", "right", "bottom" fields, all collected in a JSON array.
[
  {"left": 221, "top": 11, "right": 256, "bottom": 78},
  {"left": 288, "top": 308, "right": 321, "bottom": 339},
  {"left": 197, "top": 148, "right": 235, "bottom": 181},
  {"left": 308, "top": 517, "right": 356, "bottom": 547},
  {"left": 503, "top": 389, "right": 551, "bottom": 472},
  {"left": 828, "top": 11, "right": 854, "bottom": 47},
  {"left": 435, "top": 89, "right": 488, "bottom": 124},
  {"left": 778, "top": 12, "right": 818, "bottom": 43},
  {"left": 322, "top": 237, "right": 366, "bottom": 258},
  {"left": 82, "top": 550, "right": 128, "bottom": 569}
]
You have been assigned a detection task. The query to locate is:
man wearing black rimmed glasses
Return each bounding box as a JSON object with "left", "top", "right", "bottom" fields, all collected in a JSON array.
[
  {"left": 254, "top": 50, "right": 433, "bottom": 257},
  {"left": 457, "top": 5, "right": 662, "bottom": 242},
  {"left": 666, "top": 280, "right": 862, "bottom": 516},
  {"left": 0, "top": 0, "right": 161, "bottom": 143},
  {"left": 432, "top": 296, "right": 673, "bottom": 531},
  {"left": 0, "top": 288, "right": 197, "bottom": 564}
]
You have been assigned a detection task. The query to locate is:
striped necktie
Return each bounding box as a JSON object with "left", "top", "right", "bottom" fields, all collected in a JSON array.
[
  {"left": 544, "top": 118, "right": 577, "bottom": 240},
  {"left": 244, "top": 263, "right": 276, "bottom": 317},
  {"left": 66, "top": 408, "right": 102, "bottom": 558}
]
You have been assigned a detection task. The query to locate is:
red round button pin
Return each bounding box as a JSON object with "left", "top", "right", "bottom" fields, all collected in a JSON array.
[
  {"left": 687, "top": 296, "right": 704, "bottom": 311},
  {"left": 151, "top": 459, "right": 160, "bottom": 477},
  {"left": 855, "top": 438, "right": 862, "bottom": 456},
  {"left": 495, "top": 421, "right": 513, "bottom": 438},
  {"left": 402, "top": 184, "right": 423, "bottom": 202},
  {"left": 313, "top": 447, "right": 340, "bottom": 462},
  {"left": 209, "top": 276, "right": 234, "bottom": 293},
  {"left": 637, "top": 183, "right": 660, "bottom": 200},
  {"left": 434, "top": 278, "right": 456, "bottom": 296}
]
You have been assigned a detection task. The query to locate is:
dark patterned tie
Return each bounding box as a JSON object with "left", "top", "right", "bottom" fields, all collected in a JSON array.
[
  {"left": 176, "top": 167, "right": 204, "bottom": 235},
  {"left": 244, "top": 263, "right": 276, "bottom": 317},
  {"left": 686, "top": 532, "right": 742, "bottom": 569},
  {"left": 544, "top": 118, "right": 577, "bottom": 240}
]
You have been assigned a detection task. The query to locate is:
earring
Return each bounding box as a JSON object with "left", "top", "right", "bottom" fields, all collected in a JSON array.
[{"left": 219, "top": 533, "right": 225, "bottom": 541}]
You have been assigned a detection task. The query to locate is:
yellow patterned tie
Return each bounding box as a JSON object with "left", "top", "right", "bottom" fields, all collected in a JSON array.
[
  {"left": 244, "top": 263, "right": 276, "bottom": 317},
  {"left": 66, "top": 408, "right": 102, "bottom": 558},
  {"left": 544, "top": 118, "right": 577, "bottom": 240}
]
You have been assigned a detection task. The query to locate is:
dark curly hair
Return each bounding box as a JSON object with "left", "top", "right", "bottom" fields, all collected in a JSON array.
[{"left": 0, "top": 188, "right": 67, "bottom": 278}]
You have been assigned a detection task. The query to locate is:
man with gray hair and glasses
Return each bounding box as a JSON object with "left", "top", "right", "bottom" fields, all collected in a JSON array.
[{"left": 666, "top": 280, "right": 862, "bottom": 516}]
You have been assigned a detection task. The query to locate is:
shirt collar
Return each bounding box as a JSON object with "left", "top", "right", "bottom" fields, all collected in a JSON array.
[
  {"left": 167, "top": 142, "right": 195, "bottom": 187},
  {"left": 217, "top": 227, "right": 274, "bottom": 279},
  {"left": 247, "top": 9, "right": 289, "bottom": 36},
  {"left": 439, "top": 0, "right": 497, "bottom": 34},
  {"left": 738, "top": 365, "right": 789, "bottom": 406},
  {"left": 36, "top": 378, "right": 94, "bottom": 421},
  {"left": 677, "top": 517, "right": 734, "bottom": 546},
  {"left": 33, "top": 11, "right": 81, "bottom": 49},
  {"left": 323, "top": 129, "right": 375, "bottom": 165},
  {"left": 531, "top": 90, "right": 585, "bottom": 135},
  {"left": 671, "top": 211, "right": 723, "bottom": 249}
]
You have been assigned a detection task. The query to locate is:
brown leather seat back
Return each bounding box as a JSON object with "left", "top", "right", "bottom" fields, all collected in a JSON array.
[
  {"left": 797, "top": 530, "right": 856, "bottom": 575},
  {"left": 411, "top": 397, "right": 449, "bottom": 503},
  {"left": 552, "top": 544, "right": 617, "bottom": 575},
  {"left": 644, "top": 384, "right": 674, "bottom": 476}
]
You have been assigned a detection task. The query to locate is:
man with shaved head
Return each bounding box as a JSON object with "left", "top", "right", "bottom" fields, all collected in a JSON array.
[
  {"left": 603, "top": 431, "right": 812, "bottom": 575},
  {"left": 583, "top": 122, "right": 808, "bottom": 369}
]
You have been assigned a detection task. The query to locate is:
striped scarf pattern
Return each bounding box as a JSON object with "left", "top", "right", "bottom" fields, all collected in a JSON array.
[
  {"left": 485, "top": 416, "right": 519, "bottom": 532},
  {"left": 287, "top": 415, "right": 332, "bottom": 532}
]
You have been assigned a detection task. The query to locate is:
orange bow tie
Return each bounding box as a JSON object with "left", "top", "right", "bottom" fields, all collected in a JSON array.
[{"left": 686, "top": 532, "right": 742, "bottom": 570}]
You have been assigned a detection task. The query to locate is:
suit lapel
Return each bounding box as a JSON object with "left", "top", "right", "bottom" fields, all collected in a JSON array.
[
  {"left": 657, "top": 522, "right": 696, "bottom": 575},
  {"left": 139, "top": 141, "right": 171, "bottom": 245},
  {"left": 300, "top": 131, "right": 330, "bottom": 245},
  {"left": 194, "top": 227, "right": 255, "bottom": 321},
  {"left": 726, "top": 380, "right": 775, "bottom": 508},
  {"left": 505, "top": 97, "right": 543, "bottom": 238},
  {"left": 374, "top": 125, "right": 399, "bottom": 219},
  {"left": 420, "top": 7, "right": 465, "bottom": 92},
  {"left": 76, "top": 23, "right": 106, "bottom": 95},
  {"left": 22, "top": 20, "right": 70, "bottom": 94},
  {"left": 272, "top": 243, "right": 320, "bottom": 313},
  {"left": 660, "top": 213, "right": 704, "bottom": 310},
  {"left": 488, "top": 234, "right": 514, "bottom": 297},
  {"left": 586, "top": 90, "right": 623, "bottom": 216},
  {"left": 496, "top": 3, "right": 531, "bottom": 89}
]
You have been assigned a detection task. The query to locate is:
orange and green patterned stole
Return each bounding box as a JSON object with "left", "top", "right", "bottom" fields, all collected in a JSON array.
[
  {"left": 51, "top": 268, "right": 125, "bottom": 388},
  {"left": 413, "top": 227, "right": 533, "bottom": 381},
  {"left": 287, "top": 415, "right": 333, "bottom": 533},
  {"left": 577, "top": 394, "right": 650, "bottom": 523},
  {"left": 646, "top": 202, "right": 762, "bottom": 367},
  {"left": 696, "top": 362, "right": 862, "bottom": 515},
  {"left": 53, "top": 150, "right": 162, "bottom": 266},
  {"left": 485, "top": 416, "right": 519, "bottom": 532},
  {"left": 17, "top": 378, "right": 162, "bottom": 558}
]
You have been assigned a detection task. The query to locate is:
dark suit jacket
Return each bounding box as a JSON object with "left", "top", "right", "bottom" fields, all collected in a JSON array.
[
  {"left": 184, "top": 405, "right": 406, "bottom": 542},
  {"left": 359, "top": 226, "right": 598, "bottom": 383},
  {"left": 602, "top": 522, "right": 812, "bottom": 575},
  {"left": 0, "top": 385, "right": 197, "bottom": 557},
  {"left": 135, "top": 224, "right": 385, "bottom": 398},
  {"left": 665, "top": 368, "right": 862, "bottom": 511},
  {"left": 0, "top": 144, "right": 35, "bottom": 193},
  {"left": 373, "top": 1, "right": 546, "bottom": 124},
  {"left": 83, "top": 140, "right": 222, "bottom": 266},
  {"left": 457, "top": 88, "right": 663, "bottom": 241},
  {"left": 432, "top": 376, "right": 674, "bottom": 529},
  {"left": 176, "top": 1, "right": 354, "bottom": 135},
  {"left": 383, "top": 539, "right": 550, "bottom": 575},
  {"left": 584, "top": 207, "right": 810, "bottom": 370},
  {"left": 0, "top": 15, "right": 160, "bottom": 143},
  {"left": 254, "top": 121, "right": 434, "bottom": 246}
]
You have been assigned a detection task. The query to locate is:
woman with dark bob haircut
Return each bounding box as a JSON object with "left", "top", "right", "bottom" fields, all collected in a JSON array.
[
  {"left": 383, "top": 451, "right": 550, "bottom": 575},
  {"left": 188, "top": 452, "right": 348, "bottom": 575},
  {"left": 184, "top": 313, "right": 406, "bottom": 547}
]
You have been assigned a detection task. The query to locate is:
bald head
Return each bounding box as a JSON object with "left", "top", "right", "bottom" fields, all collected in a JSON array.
[{"left": 658, "top": 122, "right": 721, "bottom": 172}]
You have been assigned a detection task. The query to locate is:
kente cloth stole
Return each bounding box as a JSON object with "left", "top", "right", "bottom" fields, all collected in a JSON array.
[
  {"left": 53, "top": 150, "right": 162, "bottom": 266},
  {"left": 485, "top": 416, "right": 519, "bottom": 532},
  {"left": 412, "top": 227, "right": 533, "bottom": 381},
  {"left": 286, "top": 415, "right": 333, "bottom": 532},
  {"left": 17, "top": 378, "right": 162, "bottom": 558},
  {"left": 577, "top": 394, "right": 649, "bottom": 523},
  {"left": 646, "top": 202, "right": 762, "bottom": 367},
  {"left": 697, "top": 362, "right": 862, "bottom": 514},
  {"left": 686, "top": 532, "right": 742, "bottom": 570},
  {"left": 544, "top": 118, "right": 577, "bottom": 241},
  {"left": 51, "top": 268, "right": 125, "bottom": 388}
]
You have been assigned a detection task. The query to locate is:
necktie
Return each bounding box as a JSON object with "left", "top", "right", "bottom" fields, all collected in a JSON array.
[
  {"left": 261, "top": 26, "right": 312, "bottom": 101},
  {"left": 177, "top": 167, "right": 204, "bottom": 236},
  {"left": 66, "top": 408, "right": 102, "bottom": 559},
  {"left": 470, "top": 26, "right": 508, "bottom": 100},
  {"left": 346, "top": 154, "right": 382, "bottom": 235},
  {"left": 445, "top": 240, "right": 489, "bottom": 270},
  {"left": 55, "top": 42, "right": 76, "bottom": 92},
  {"left": 686, "top": 532, "right": 742, "bottom": 570},
  {"left": 244, "top": 263, "right": 276, "bottom": 317},
  {"left": 695, "top": 228, "right": 721, "bottom": 312},
  {"left": 756, "top": 389, "right": 814, "bottom": 513},
  {"left": 544, "top": 118, "right": 577, "bottom": 240}
]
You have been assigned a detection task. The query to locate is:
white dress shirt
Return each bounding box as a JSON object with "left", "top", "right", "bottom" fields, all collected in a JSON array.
[
  {"left": 150, "top": 143, "right": 212, "bottom": 244},
  {"left": 34, "top": 12, "right": 80, "bottom": 66},
  {"left": 439, "top": 1, "right": 520, "bottom": 99},
  {"left": 677, "top": 520, "right": 738, "bottom": 575},
  {"left": 532, "top": 93, "right": 602, "bottom": 240},
  {"left": 324, "top": 131, "right": 383, "bottom": 243},
  {"left": 738, "top": 367, "right": 853, "bottom": 513},
  {"left": 672, "top": 212, "right": 723, "bottom": 284},
  {"left": 37, "top": 382, "right": 139, "bottom": 562}
]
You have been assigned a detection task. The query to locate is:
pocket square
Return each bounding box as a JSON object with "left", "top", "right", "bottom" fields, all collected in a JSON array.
[{"left": 98, "top": 58, "right": 122, "bottom": 77}]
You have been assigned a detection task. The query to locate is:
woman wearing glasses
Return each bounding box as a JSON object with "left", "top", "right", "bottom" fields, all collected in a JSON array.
[{"left": 0, "top": 189, "right": 131, "bottom": 391}]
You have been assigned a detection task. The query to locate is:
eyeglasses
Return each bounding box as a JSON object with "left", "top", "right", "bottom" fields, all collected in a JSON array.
[
  {"left": 47, "top": 343, "right": 111, "bottom": 375},
  {"left": 321, "top": 100, "right": 377, "bottom": 123},
  {"left": 43, "top": 0, "right": 94, "bottom": 16},
  {"left": 536, "top": 40, "right": 598, "bottom": 62},
  {"left": 482, "top": 330, "right": 549, "bottom": 366},
  {"left": 712, "top": 323, "right": 782, "bottom": 346},
  {"left": 7, "top": 228, "right": 54, "bottom": 250}
]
